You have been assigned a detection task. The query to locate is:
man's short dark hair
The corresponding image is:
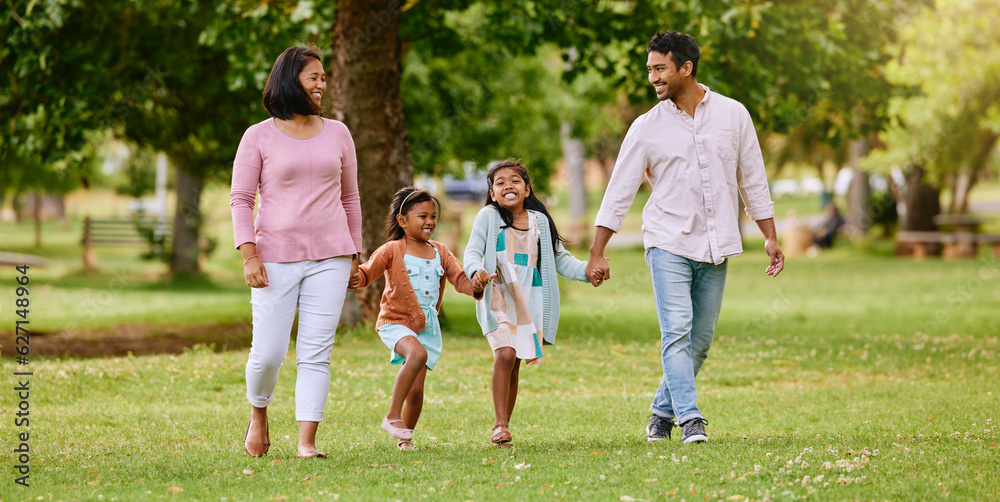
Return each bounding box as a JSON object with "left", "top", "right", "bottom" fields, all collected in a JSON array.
[
  {"left": 262, "top": 46, "right": 323, "bottom": 120},
  {"left": 646, "top": 31, "right": 700, "bottom": 78}
]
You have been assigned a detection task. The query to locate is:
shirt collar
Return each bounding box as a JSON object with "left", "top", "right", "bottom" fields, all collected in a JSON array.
[
  {"left": 698, "top": 83, "right": 712, "bottom": 105},
  {"left": 660, "top": 83, "right": 713, "bottom": 113}
]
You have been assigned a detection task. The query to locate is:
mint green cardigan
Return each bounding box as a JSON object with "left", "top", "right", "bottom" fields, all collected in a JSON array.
[{"left": 463, "top": 206, "right": 589, "bottom": 345}]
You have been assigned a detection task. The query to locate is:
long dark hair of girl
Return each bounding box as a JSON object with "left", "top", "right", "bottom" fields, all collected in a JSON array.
[
  {"left": 386, "top": 187, "right": 439, "bottom": 241},
  {"left": 484, "top": 159, "right": 565, "bottom": 252}
]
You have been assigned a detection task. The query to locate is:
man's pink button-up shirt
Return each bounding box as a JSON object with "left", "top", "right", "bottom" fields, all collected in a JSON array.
[{"left": 595, "top": 85, "right": 774, "bottom": 265}]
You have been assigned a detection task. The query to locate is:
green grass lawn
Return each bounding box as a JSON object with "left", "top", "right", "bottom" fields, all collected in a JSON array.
[
  {"left": 2, "top": 234, "right": 999, "bottom": 500},
  {"left": 2, "top": 182, "right": 1000, "bottom": 500}
]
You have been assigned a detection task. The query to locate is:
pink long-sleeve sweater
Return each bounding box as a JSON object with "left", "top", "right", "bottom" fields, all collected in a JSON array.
[{"left": 230, "top": 117, "right": 362, "bottom": 262}]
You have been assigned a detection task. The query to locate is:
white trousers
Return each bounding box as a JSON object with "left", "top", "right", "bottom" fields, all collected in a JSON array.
[{"left": 246, "top": 257, "right": 351, "bottom": 422}]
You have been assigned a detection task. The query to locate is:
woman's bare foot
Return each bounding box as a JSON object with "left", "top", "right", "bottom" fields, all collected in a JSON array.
[
  {"left": 295, "top": 448, "right": 327, "bottom": 458},
  {"left": 296, "top": 421, "right": 324, "bottom": 458},
  {"left": 244, "top": 407, "right": 270, "bottom": 457}
]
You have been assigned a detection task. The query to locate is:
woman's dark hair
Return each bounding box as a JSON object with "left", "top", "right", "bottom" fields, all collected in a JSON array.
[
  {"left": 262, "top": 46, "right": 324, "bottom": 120},
  {"left": 484, "top": 159, "right": 565, "bottom": 252},
  {"left": 646, "top": 31, "right": 700, "bottom": 78},
  {"left": 386, "top": 187, "right": 439, "bottom": 241}
]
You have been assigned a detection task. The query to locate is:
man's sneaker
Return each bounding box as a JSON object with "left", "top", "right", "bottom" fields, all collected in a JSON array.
[
  {"left": 646, "top": 414, "right": 675, "bottom": 442},
  {"left": 680, "top": 418, "right": 709, "bottom": 443}
]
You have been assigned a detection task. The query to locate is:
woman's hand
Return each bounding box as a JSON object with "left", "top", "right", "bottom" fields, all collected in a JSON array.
[
  {"left": 244, "top": 257, "right": 269, "bottom": 288},
  {"left": 347, "top": 273, "right": 360, "bottom": 290},
  {"left": 239, "top": 243, "right": 268, "bottom": 288},
  {"left": 348, "top": 255, "right": 361, "bottom": 290},
  {"left": 471, "top": 269, "right": 497, "bottom": 292}
]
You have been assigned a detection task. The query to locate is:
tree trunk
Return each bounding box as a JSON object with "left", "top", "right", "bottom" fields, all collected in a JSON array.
[
  {"left": 902, "top": 166, "right": 940, "bottom": 232},
  {"left": 33, "top": 191, "right": 42, "bottom": 248},
  {"left": 171, "top": 167, "right": 204, "bottom": 276},
  {"left": 845, "top": 137, "right": 871, "bottom": 236},
  {"left": 56, "top": 193, "right": 67, "bottom": 229},
  {"left": 895, "top": 165, "right": 941, "bottom": 256},
  {"left": 951, "top": 132, "right": 998, "bottom": 214},
  {"left": 12, "top": 193, "right": 24, "bottom": 224},
  {"left": 561, "top": 121, "right": 587, "bottom": 246},
  {"left": 328, "top": 0, "right": 412, "bottom": 321},
  {"left": 950, "top": 168, "right": 974, "bottom": 215}
]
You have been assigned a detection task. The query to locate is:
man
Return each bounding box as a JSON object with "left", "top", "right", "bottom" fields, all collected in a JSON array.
[{"left": 586, "top": 31, "right": 784, "bottom": 444}]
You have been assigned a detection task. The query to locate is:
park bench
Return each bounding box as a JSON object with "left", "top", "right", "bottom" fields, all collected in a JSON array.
[
  {"left": 81, "top": 215, "right": 171, "bottom": 271},
  {"left": 897, "top": 230, "right": 1000, "bottom": 259},
  {"left": 0, "top": 251, "right": 47, "bottom": 268},
  {"left": 897, "top": 231, "right": 954, "bottom": 259}
]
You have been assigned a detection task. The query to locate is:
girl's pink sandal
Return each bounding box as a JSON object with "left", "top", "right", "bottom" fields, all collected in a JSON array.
[{"left": 381, "top": 416, "right": 414, "bottom": 440}]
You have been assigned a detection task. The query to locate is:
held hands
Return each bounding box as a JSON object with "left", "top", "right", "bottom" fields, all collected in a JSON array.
[
  {"left": 347, "top": 255, "right": 361, "bottom": 290},
  {"left": 764, "top": 238, "right": 784, "bottom": 277},
  {"left": 585, "top": 255, "right": 610, "bottom": 287},
  {"left": 471, "top": 269, "right": 497, "bottom": 293}
]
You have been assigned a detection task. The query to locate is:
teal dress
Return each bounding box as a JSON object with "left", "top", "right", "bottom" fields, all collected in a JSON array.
[{"left": 376, "top": 250, "right": 444, "bottom": 369}]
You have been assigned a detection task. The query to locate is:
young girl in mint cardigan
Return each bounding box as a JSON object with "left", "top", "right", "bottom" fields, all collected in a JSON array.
[{"left": 465, "top": 159, "right": 601, "bottom": 447}]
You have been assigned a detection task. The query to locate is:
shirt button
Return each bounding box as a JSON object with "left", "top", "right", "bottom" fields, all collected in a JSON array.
[
  {"left": 425, "top": 276, "right": 429, "bottom": 280},
  {"left": 425, "top": 291, "right": 430, "bottom": 295},
  {"left": 425, "top": 260, "right": 430, "bottom": 264}
]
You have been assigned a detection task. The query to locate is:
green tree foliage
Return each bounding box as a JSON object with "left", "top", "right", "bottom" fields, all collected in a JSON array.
[
  {"left": 404, "top": 46, "right": 577, "bottom": 192},
  {"left": 2, "top": 0, "right": 930, "bottom": 262},
  {"left": 868, "top": 0, "right": 1000, "bottom": 214},
  {"left": 1, "top": 1, "right": 107, "bottom": 208},
  {"left": 486, "top": 0, "right": 912, "bottom": 134},
  {"left": 401, "top": 6, "right": 622, "bottom": 190},
  {"left": 111, "top": 144, "right": 158, "bottom": 199},
  {"left": 401, "top": 0, "right": 919, "bottom": 188},
  {"left": 1, "top": 0, "right": 330, "bottom": 269}
]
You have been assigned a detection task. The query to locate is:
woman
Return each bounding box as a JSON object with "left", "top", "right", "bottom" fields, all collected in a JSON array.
[{"left": 230, "top": 46, "right": 361, "bottom": 459}]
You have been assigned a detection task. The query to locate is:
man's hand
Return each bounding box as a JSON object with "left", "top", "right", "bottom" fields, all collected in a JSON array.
[
  {"left": 585, "top": 256, "right": 609, "bottom": 287},
  {"left": 764, "top": 238, "right": 784, "bottom": 277},
  {"left": 586, "top": 226, "right": 615, "bottom": 287},
  {"left": 754, "top": 218, "right": 784, "bottom": 277}
]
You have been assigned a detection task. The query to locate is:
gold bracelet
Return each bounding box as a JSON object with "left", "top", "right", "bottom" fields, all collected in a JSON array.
[{"left": 243, "top": 254, "right": 258, "bottom": 265}]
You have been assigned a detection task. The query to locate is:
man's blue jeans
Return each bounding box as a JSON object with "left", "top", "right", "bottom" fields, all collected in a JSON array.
[{"left": 645, "top": 247, "right": 727, "bottom": 424}]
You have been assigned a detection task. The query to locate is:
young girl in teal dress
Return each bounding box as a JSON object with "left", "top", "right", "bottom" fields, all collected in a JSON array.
[
  {"left": 465, "top": 159, "right": 601, "bottom": 447},
  {"left": 351, "top": 187, "right": 483, "bottom": 450}
]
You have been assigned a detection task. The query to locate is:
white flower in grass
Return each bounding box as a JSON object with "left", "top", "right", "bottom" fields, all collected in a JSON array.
[{"left": 514, "top": 462, "right": 530, "bottom": 470}]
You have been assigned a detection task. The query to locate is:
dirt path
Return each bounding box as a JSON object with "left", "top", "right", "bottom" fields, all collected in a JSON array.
[{"left": 0, "top": 322, "right": 254, "bottom": 358}]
